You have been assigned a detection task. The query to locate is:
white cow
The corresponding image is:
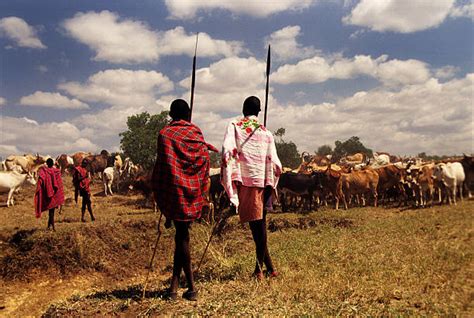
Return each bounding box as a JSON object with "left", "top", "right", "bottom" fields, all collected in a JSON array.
[
  {"left": 433, "top": 162, "right": 465, "bottom": 205},
  {"left": 209, "top": 167, "right": 221, "bottom": 176},
  {"left": 0, "top": 171, "right": 37, "bottom": 207},
  {"left": 372, "top": 153, "right": 390, "bottom": 167},
  {"left": 102, "top": 166, "right": 120, "bottom": 196}
]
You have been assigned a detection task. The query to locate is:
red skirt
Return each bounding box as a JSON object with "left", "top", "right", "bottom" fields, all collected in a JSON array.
[{"left": 237, "top": 185, "right": 263, "bottom": 223}]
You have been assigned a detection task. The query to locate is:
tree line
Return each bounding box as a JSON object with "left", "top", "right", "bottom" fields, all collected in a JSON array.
[{"left": 118, "top": 111, "right": 390, "bottom": 170}]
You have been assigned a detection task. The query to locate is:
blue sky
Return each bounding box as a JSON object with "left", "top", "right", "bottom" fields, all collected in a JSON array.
[{"left": 0, "top": 0, "right": 473, "bottom": 158}]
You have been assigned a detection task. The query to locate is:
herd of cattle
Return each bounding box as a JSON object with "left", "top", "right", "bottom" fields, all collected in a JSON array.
[
  {"left": 272, "top": 152, "right": 474, "bottom": 212},
  {"left": 0, "top": 150, "right": 473, "bottom": 216},
  {"left": 0, "top": 151, "right": 143, "bottom": 207}
]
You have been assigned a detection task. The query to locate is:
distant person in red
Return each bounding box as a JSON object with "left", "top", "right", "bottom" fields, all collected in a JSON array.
[
  {"left": 73, "top": 159, "right": 95, "bottom": 222},
  {"left": 35, "top": 158, "right": 65, "bottom": 231},
  {"left": 152, "top": 99, "right": 217, "bottom": 301}
]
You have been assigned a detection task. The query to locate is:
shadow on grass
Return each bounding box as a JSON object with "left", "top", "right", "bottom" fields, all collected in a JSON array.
[{"left": 86, "top": 285, "right": 169, "bottom": 301}]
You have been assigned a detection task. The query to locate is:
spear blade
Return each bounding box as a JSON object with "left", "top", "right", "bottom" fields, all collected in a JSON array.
[{"left": 264, "top": 44, "right": 271, "bottom": 127}]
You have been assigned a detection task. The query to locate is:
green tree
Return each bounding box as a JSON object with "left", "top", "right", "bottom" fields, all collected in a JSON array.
[
  {"left": 332, "top": 136, "right": 372, "bottom": 162},
  {"left": 274, "top": 127, "right": 301, "bottom": 169},
  {"left": 316, "top": 144, "right": 333, "bottom": 156},
  {"left": 119, "top": 111, "right": 169, "bottom": 170}
]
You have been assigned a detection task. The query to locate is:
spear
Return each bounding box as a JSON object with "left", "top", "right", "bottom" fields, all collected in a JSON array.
[
  {"left": 264, "top": 44, "right": 271, "bottom": 127},
  {"left": 189, "top": 32, "right": 199, "bottom": 121}
]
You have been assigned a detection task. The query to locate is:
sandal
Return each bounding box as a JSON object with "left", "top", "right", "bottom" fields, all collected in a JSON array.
[
  {"left": 267, "top": 270, "right": 279, "bottom": 278},
  {"left": 253, "top": 271, "right": 264, "bottom": 280},
  {"left": 182, "top": 289, "right": 198, "bottom": 301}
]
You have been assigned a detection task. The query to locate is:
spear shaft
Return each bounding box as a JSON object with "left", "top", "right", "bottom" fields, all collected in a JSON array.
[
  {"left": 264, "top": 45, "right": 271, "bottom": 127},
  {"left": 189, "top": 33, "right": 199, "bottom": 121}
]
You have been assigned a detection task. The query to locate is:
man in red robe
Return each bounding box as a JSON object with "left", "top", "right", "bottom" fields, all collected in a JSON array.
[
  {"left": 72, "top": 159, "right": 95, "bottom": 222},
  {"left": 35, "top": 158, "right": 65, "bottom": 230},
  {"left": 152, "top": 99, "right": 217, "bottom": 301}
]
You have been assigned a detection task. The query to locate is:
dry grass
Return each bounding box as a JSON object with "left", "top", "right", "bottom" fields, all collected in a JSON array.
[{"left": 0, "top": 175, "right": 473, "bottom": 316}]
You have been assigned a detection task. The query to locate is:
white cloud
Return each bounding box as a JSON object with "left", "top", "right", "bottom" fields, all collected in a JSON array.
[
  {"left": 193, "top": 73, "right": 473, "bottom": 156},
  {"left": 63, "top": 11, "right": 243, "bottom": 63},
  {"left": 343, "top": 0, "right": 455, "bottom": 33},
  {"left": 178, "top": 56, "right": 267, "bottom": 112},
  {"left": 266, "top": 25, "right": 318, "bottom": 61},
  {"left": 158, "top": 27, "right": 244, "bottom": 58},
  {"left": 0, "top": 145, "right": 20, "bottom": 157},
  {"left": 20, "top": 91, "right": 90, "bottom": 109},
  {"left": 0, "top": 16, "right": 46, "bottom": 49},
  {"left": 449, "top": 1, "right": 474, "bottom": 20},
  {"left": 272, "top": 54, "right": 431, "bottom": 86},
  {"left": 0, "top": 97, "right": 6, "bottom": 106},
  {"left": 165, "top": 0, "right": 316, "bottom": 19},
  {"left": 376, "top": 59, "right": 431, "bottom": 86},
  {"left": 58, "top": 69, "right": 174, "bottom": 108},
  {"left": 0, "top": 116, "right": 99, "bottom": 157},
  {"left": 63, "top": 11, "right": 159, "bottom": 63}
]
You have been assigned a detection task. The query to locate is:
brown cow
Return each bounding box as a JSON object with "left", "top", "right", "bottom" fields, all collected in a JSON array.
[
  {"left": 321, "top": 166, "right": 343, "bottom": 210},
  {"left": 338, "top": 169, "right": 379, "bottom": 210},
  {"left": 345, "top": 153, "right": 365, "bottom": 163},
  {"left": 374, "top": 164, "right": 406, "bottom": 205},
  {"left": 56, "top": 154, "right": 74, "bottom": 175},
  {"left": 85, "top": 150, "right": 110, "bottom": 178},
  {"left": 72, "top": 152, "right": 91, "bottom": 166},
  {"left": 412, "top": 165, "right": 435, "bottom": 207}
]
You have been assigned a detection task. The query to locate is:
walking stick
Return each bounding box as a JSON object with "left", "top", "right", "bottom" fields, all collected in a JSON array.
[
  {"left": 142, "top": 211, "right": 163, "bottom": 299},
  {"left": 195, "top": 214, "right": 222, "bottom": 275}
]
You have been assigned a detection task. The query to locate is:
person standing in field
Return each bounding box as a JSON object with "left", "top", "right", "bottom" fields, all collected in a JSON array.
[
  {"left": 72, "top": 159, "right": 95, "bottom": 222},
  {"left": 152, "top": 99, "right": 218, "bottom": 301},
  {"left": 35, "top": 158, "right": 65, "bottom": 231},
  {"left": 221, "top": 96, "right": 282, "bottom": 279}
]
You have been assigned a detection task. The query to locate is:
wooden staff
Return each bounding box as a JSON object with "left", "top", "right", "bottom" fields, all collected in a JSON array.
[{"left": 142, "top": 211, "right": 163, "bottom": 299}]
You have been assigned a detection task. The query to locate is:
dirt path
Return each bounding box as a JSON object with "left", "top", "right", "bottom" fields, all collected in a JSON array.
[
  {"left": 1, "top": 274, "right": 105, "bottom": 317},
  {"left": 1, "top": 270, "right": 169, "bottom": 317}
]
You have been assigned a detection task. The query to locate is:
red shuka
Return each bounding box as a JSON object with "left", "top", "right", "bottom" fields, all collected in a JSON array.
[
  {"left": 35, "top": 166, "right": 65, "bottom": 218},
  {"left": 72, "top": 165, "right": 90, "bottom": 193},
  {"left": 152, "top": 120, "right": 217, "bottom": 221}
]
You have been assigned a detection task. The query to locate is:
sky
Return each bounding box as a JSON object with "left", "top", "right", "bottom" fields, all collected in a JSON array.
[{"left": 0, "top": 0, "right": 473, "bottom": 158}]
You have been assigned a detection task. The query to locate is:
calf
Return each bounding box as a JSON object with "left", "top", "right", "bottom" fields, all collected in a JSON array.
[
  {"left": 130, "top": 172, "right": 157, "bottom": 212},
  {"left": 102, "top": 166, "right": 121, "bottom": 196},
  {"left": 433, "top": 162, "right": 465, "bottom": 205},
  {"left": 56, "top": 154, "right": 74, "bottom": 175},
  {"left": 413, "top": 165, "right": 435, "bottom": 207},
  {"left": 210, "top": 173, "right": 228, "bottom": 212},
  {"left": 277, "top": 172, "right": 323, "bottom": 212},
  {"left": 0, "top": 171, "right": 36, "bottom": 207}
]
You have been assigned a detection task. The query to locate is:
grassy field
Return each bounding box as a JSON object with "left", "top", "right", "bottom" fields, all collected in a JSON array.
[{"left": 0, "top": 175, "right": 473, "bottom": 316}]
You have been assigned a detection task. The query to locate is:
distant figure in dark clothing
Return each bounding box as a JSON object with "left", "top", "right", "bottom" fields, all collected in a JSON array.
[
  {"left": 73, "top": 159, "right": 95, "bottom": 222},
  {"left": 35, "top": 158, "right": 65, "bottom": 231}
]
